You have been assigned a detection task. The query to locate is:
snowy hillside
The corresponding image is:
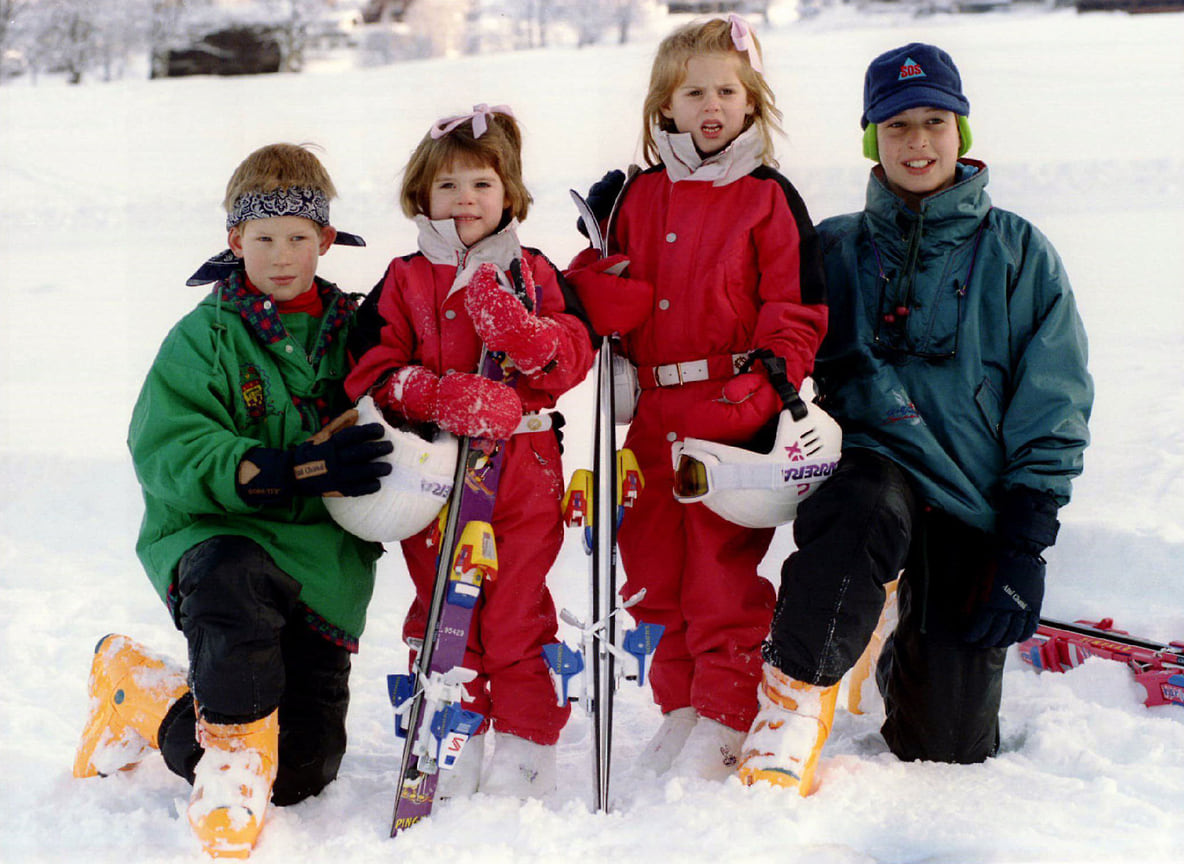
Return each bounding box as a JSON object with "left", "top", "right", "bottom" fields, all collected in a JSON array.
[{"left": 1, "top": 5, "right": 1182, "bottom": 863}]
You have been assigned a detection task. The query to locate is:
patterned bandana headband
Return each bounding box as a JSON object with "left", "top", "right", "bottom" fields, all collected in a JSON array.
[
  {"left": 728, "top": 13, "right": 763, "bottom": 75},
  {"left": 430, "top": 103, "right": 515, "bottom": 140},
  {"left": 226, "top": 187, "right": 330, "bottom": 231}
]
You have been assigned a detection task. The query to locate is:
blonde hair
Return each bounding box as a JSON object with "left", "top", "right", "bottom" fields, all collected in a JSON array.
[
  {"left": 642, "top": 18, "right": 783, "bottom": 168},
  {"left": 400, "top": 111, "right": 532, "bottom": 221},
  {"left": 222, "top": 143, "right": 337, "bottom": 212}
]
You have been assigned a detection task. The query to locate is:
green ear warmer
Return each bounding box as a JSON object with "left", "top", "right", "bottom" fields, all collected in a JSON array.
[
  {"left": 958, "top": 115, "right": 973, "bottom": 156},
  {"left": 862, "top": 115, "right": 973, "bottom": 161}
]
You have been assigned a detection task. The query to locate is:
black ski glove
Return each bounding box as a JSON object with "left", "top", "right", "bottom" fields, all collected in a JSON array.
[
  {"left": 576, "top": 169, "right": 625, "bottom": 239},
  {"left": 237, "top": 420, "right": 393, "bottom": 504},
  {"left": 965, "top": 486, "right": 1060, "bottom": 649}
]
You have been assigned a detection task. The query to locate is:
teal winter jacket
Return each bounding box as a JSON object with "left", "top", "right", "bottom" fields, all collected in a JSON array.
[
  {"left": 815, "top": 160, "right": 1092, "bottom": 533},
  {"left": 129, "top": 272, "right": 382, "bottom": 649}
]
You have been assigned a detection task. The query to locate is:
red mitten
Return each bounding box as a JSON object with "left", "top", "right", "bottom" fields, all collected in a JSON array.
[
  {"left": 565, "top": 254, "right": 653, "bottom": 337},
  {"left": 464, "top": 263, "right": 561, "bottom": 376},
  {"left": 721, "top": 372, "right": 782, "bottom": 411},
  {"left": 375, "top": 366, "right": 440, "bottom": 425},
  {"left": 436, "top": 372, "right": 523, "bottom": 439}
]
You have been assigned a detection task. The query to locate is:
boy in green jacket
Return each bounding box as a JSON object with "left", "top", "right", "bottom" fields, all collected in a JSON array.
[
  {"left": 72, "top": 143, "right": 393, "bottom": 858},
  {"left": 737, "top": 44, "right": 1092, "bottom": 795}
]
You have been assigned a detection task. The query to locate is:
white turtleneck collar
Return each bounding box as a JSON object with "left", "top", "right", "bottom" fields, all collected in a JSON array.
[
  {"left": 654, "top": 124, "right": 764, "bottom": 186},
  {"left": 414, "top": 214, "right": 523, "bottom": 298}
]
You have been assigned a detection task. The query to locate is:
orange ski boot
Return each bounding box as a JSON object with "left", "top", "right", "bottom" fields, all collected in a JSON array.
[
  {"left": 847, "top": 578, "right": 899, "bottom": 715},
  {"left": 73, "top": 634, "right": 189, "bottom": 778},
  {"left": 187, "top": 709, "right": 279, "bottom": 859},
  {"left": 738, "top": 663, "right": 838, "bottom": 796}
]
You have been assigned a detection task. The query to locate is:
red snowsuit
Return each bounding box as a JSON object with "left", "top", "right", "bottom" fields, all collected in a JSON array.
[
  {"left": 566, "top": 128, "right": 827, "bottom": 731},
  {"left": 346, "top": 217, "right": 594, "bottom": 744}
]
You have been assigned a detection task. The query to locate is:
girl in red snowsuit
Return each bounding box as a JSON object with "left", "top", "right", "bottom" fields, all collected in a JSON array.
[
  {"left": 566, "top": 17, "right": 827, "bottom": 780},
  {"left": 346, "top": 106, "right": 594, "bottom": 798}
]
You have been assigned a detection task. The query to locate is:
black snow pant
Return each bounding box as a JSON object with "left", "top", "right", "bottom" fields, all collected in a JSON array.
[
  {"left": 156, "top": 535, "right": 352, "bottom": 805},
  {"left": 764, "top": 448, "right": 1005, "bottom": 764}
]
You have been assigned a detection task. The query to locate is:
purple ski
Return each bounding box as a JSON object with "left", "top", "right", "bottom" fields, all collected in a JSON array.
[{"left": 387, "top": 347, "right": 512, "bottom": 836}]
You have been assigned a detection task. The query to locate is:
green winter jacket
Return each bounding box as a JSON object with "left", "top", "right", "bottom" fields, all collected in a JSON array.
[
  {"left": 129, "top": 271, "right": 381, "bottom": 649},
  {"left": 815, "top": 160, "right": 1093, "bottom": 533}
]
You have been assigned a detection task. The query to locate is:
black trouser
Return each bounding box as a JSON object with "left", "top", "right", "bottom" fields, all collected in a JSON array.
[
  {"left": 765, "top": 448, "right": 1005, "bottom": 764},
  {"left": 157, "top": 535, "right": 351, "bottom": 805}
]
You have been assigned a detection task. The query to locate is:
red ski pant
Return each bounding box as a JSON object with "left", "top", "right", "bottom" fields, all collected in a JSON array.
[
  {"left": 619, "top": 388, "right": 777, "bottom": 732},
  {"left": 400, "top": 430, "right": 571, "bottom": 745}
]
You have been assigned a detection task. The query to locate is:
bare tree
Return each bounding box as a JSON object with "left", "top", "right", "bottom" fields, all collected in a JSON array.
[
  {"left": 0, "top": 0, "right": 27, "bottom": 83},
  {"left": 263, "top": 0, "right": 327, "bottom": 72},
  {"left": 148, "top": 0, "right": 192, "bottom": 79}
]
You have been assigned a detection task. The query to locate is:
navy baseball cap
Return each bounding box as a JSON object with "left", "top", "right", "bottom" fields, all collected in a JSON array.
[{"left": 861, "top": 43, "right": 970, "bottom": 129}]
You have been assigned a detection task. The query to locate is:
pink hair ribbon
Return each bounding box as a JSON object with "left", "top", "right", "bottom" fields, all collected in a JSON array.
[
  {"left": 429, "top": 103, "right": 515, "bottom": 140},
  {"left": 728, "top": 14, "right": 763, "bottom": 74}
]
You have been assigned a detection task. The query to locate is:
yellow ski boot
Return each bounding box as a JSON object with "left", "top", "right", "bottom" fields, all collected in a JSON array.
[
  {"left": 187, "top": 709, "right": 279, "bottom": 859},
  {"left": 73, "top": 634, "right": 189, "bottom": 778},
  {"left": 738, "top": 664, "right": 838, "bottom": 796},
  {"left": 847, "top": 578, "right": 899, "bottom": 715}
]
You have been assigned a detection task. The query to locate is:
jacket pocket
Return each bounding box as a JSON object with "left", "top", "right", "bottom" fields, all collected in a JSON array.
[
  {"left": 974, "top": 377, "right": 1004, "bottom": 443},
  {"left": 911, "top": 279, "right": 961, "bottom": 358}
]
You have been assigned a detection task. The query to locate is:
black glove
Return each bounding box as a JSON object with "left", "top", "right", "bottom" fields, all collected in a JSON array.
[
  {"left": 551, "top": 412, "right": 566, "bottom": 453},
  {"left": 576, "top": 169, "right": 625, "bottom": 239},
  {"left": 237, "top": 422, "right": 393, "bottom": 504},
  {"left": 964, "top": 487, "right": 1060, "bottom": 649}
]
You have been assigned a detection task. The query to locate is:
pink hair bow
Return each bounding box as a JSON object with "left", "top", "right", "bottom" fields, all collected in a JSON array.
[
  {"left": 728, "top": 14, "right": 763, "bottom": 74},
  {"left": 429, "top": 103, "right": 514, "bottom": 140}
]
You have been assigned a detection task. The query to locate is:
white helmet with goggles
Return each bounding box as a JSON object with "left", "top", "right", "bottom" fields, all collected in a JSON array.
[
  {"left": 670, "top": 353, "right": 842, "bottom": 528},
  {"left": 324, "top": 395, "right": 458, "bottom": 542}
]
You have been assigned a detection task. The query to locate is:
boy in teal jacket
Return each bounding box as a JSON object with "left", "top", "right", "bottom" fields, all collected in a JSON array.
[
  {"left": 738, "top": 45, "right": 1092, "bottom": 795},
  {"left": 72, "top": 144, "right": 393, "bottom": 858}
]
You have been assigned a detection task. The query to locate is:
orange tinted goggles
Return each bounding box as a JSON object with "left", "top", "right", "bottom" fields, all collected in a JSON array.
[{"left": 672, "top": 453, "right": 710, "bottom": 501}]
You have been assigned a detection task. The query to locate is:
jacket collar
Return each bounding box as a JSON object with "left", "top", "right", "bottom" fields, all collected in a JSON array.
[
  {"left": 214, "top": 270, "right": 353, "bottom": 364},
  {"left": 865, "top": 159, "right": 992, "bottom": 246},
  {"left": 655, "top": 124, "right": 764, "bottom": 186},
  {"left": 414, "top": 214, "right": 523, "bottom": 297}
]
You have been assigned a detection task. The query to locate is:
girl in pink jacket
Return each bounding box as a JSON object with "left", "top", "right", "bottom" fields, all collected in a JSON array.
[
  {"left": 566, "top": 17, "right": 827, "bottom": 781},
  {"left": 346, "top": 106, "right": 594, "bottom": 799}
]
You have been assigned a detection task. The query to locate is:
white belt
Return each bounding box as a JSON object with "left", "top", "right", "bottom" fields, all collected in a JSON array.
[{"left": 643, "top": 353, "right": 750, "bottom": 389}]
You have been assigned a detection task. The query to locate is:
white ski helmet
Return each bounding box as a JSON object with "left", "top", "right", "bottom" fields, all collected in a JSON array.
[
  {"left": 323, "top": 396, "right": 458, "bottom": 543},
  {"left": 671, "top": 386, "right": 842, "bottom": 529}
]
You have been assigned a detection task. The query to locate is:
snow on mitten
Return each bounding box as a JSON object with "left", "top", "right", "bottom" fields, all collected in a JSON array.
[
  {"left": 435, "top": 372, "right": 523, "bottom": 439},
  {"left": 464, "top": 263, "right": 561, "bottom": 376},
  {"left": 376, "top": 366, "right": 440, "bottom": 425}
]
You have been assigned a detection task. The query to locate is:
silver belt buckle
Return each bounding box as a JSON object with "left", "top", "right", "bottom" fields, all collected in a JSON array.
[{"left": 655, "top": 364, "right": 681, "bottom": 387}]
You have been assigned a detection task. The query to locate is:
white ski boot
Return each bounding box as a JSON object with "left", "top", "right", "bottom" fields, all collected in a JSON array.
[
  {"left": 479, "top": 732, "right": 556, "bottom": 799},
  {"left": 635, "top": 706, "right": 697, "bottom": 776},
  {"left": 668, "top": 714, "right": 744, "bottom": 781},
  {"left": 436, "top": 732, "right": 484, "bottom": 801}
]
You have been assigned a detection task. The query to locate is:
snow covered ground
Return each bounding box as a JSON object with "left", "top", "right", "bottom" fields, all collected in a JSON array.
[{"left": 2, "top": 4, "right": 1182, "bottom": 863}]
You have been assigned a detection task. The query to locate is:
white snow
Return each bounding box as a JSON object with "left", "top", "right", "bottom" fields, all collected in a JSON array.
[{"left": 2, "top": 5, "right": 1183, "bottom": 863}]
